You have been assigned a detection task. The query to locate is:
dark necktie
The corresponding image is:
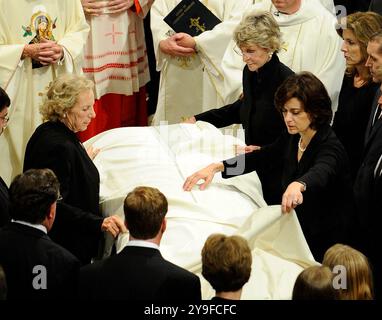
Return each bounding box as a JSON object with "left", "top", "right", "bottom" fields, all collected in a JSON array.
[{"left": 373, "top": 105, "right": 382, "bottom": 127}]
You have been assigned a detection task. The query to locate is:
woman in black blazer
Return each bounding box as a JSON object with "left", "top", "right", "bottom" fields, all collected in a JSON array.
[
  {"left": 0, "top": 87, "right": 11, "bottom": 227},
  {"left": 333, "top": 12, "right": 382, "bottom": 180},
  {"left": 184, "top": 72, "right": 355, "bottom": 262},
  {"left": 24, "top": 74, "right": 125, "bottom": 264},
  {"left": 185, "top": 11, "right": 294, "bottom": 150}
]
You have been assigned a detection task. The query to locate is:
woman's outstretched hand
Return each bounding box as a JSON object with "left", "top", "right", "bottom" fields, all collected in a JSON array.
[
  {"left": 281, "top": 181, "right": 305, "bottom": 213},
  {"left": 183, "top": 162, "right": 224, "bottom": 191}
]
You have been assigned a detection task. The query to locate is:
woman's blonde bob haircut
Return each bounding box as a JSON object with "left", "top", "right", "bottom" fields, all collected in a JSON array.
[
  {"left": 40, "top": 74, "right": 94, "bottom": 122},
  {"left": 323, "top": 243, "right": 374, "bottom": 300},
  {"left": 234, "top": 11, "right": 282, "bottom": 53}
]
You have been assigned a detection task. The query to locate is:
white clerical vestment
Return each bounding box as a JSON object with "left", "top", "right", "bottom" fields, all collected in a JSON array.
[
  {"left": 222, "top": 0, "right": 345, "bottom": 113},
  {"left": 0, "top": 0, "right": 89, "bottom": 184},
  {"left": 82, "top": 0, "right": 152, "bottom": 99},
  {"left": 151, "top": 0, "right": 252, "bottom": 125}
]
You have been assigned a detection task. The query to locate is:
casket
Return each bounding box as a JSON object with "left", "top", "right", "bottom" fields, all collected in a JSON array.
[{"left": 84, "top": 122, "right": 317, "bottom": 299}]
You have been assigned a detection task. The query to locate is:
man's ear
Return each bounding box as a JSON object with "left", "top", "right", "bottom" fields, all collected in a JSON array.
[
  {"left": 48, "top": 202, "right": 56, "bottom": 220},
  {"left": 44, "top": 202, "right": 56, "bottom": 231},
  {"left": 161, "top": 218, "right": 167, "bottom": 234}
]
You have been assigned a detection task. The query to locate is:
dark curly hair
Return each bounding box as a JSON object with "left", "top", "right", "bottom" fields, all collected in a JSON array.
[
  {"left": 0, "top": 87, "right": 10, "bottom": 112},
  {"left": 10, "top": 169, "right": 60, "bottom": 224},
  {"left": 274, "top": 72, "right": 332, "bottom": 130}
]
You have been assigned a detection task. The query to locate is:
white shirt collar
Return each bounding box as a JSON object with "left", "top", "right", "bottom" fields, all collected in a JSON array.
[
  {"left": 126, "top": 240, "right": 159, "bottom": 250},
  {"left": 12, "top": 220, "right": 48, "bottom": 234}
]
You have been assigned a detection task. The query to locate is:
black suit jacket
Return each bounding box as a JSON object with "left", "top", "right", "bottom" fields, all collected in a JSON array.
[
  {"left": 369, "top": 0, "right": 382, "bottom": 14},
  {"left": 0, "top": 177, "right": 9, "bottom": 227},
  {"left": 354, "top": 90, "right": 382, "bottom": 234},
  {"left": 195, "top": 54, "right": 294, "bottom": 146},
  {"left": 223, "top": 125, "right": 355, "bottom": 261},
  {"left": 0, "top": 222, "right": 80, "bottom": 299},
  {"left": 79, "top": 246, "right": 201, "bottom": 300},
  {"left": 23, "top": 121, "right": 103, "bottom": 264}
]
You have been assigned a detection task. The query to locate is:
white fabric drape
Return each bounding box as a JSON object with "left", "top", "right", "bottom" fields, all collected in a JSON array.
[{"left": 84, "top": 122, "right": 317, "bottom": 299}]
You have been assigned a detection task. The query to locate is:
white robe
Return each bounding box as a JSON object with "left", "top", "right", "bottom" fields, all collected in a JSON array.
[
  {"left": 222, "top": 0, "right": 345, "bottom": 113},
  {"left": 0, "top": 0, "right": 89, "bottom": 184},
  {"left": 150, "top": 0, "right": 252, "bottom": 125},
  {"left": 82, "top": 0, "right": 152, "bottom": 99}
]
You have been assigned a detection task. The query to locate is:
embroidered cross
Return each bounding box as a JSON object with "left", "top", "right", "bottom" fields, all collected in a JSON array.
[{"left": 104, "top": 23, "right": 123, "bottom": 45}]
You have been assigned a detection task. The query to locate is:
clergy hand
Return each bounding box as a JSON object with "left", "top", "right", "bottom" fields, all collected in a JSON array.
[
  {"left": 183, "top": 162, "right": 224, "bottom": 191},
  {"left": 81, "top": 0, "right": 108, "bottom": 16},
  {"left": 107, "top": 0, "right": 134, "bottom": 13},
  {"left": 101, "top": 215, "right": 127, "bottom": 237},
  {"left": 22, "top": 41, "right": 63, "bottom": 65},
  {"left": 38, "top": 39, "right": 63, "bottom": 64},
  {"left": 174, "top": 33, "right": 196, "bottom": 50},
  {"left": 159, "top": 36, "right": 195, "bottom": 57},
  {"left": 281, "top": 181, "right": 304, "bottom": 214},
  {"left": 86, "top": 145, "right": 101, "bottom": 160}
]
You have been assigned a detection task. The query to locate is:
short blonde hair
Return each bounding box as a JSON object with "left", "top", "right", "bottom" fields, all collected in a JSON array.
[
  {"left": 40, "top": 74, "right": 94, "bottom": 122},
  {"left": 234, "top": 11, "right": 281, "bottom": 52},
  {"left": 323, "top": 244, "right": 374, "bottom": 300},
  {"left": 202, "top": 234, "right": 252, "bottom": 292}
]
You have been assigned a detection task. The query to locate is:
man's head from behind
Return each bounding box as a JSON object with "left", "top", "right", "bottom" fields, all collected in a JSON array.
[
  {"left": 202, "top": 234, "right": 252, "bottom": 294},
  {"left": 123, "top": 186, "right": 168, "bottom": 240},
  {"left": 10, "top": 169, "right": 60, "bottom": 230}
]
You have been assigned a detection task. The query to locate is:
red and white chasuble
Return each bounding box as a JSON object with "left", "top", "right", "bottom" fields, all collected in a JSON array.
[{"left": 79, "top": 0, "right": 152, "bottom": 141}]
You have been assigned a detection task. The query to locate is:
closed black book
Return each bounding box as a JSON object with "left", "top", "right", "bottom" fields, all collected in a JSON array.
[{"left": 164, "top": 0, "right": 222, "bottom": 37}]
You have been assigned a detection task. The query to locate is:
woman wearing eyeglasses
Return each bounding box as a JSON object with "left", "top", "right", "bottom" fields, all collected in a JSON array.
[
  {"left": 184, "top": 11, "right": 294, "bottom": 204},
  {"left": 0, "top": 87, "right": 10, "bottom": 227}
]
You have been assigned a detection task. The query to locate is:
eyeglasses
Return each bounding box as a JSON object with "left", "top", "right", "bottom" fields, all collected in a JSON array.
[
  {"left": 233, "top": 45, "right": 265, "bottom": 58},
  {"left": 0, "top": 115, "right": 9, "bottom": 123}
]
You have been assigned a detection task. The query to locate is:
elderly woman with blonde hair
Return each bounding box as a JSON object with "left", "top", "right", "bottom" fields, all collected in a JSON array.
[
  {"left": 24, "top": 74, "right": 126, "bottom": 265},
  {"left": 323, "top": 243, "right": 374, "bottom": 300},
  {"left": 184, "top": 11, "right": 294, "bottom": 204}
]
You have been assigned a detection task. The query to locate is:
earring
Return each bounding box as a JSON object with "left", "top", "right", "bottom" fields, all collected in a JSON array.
[{"left": 269, "top": 52, "right": 273, "bottom": 58}]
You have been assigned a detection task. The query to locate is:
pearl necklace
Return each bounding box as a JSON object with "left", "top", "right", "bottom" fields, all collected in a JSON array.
[{"left": 298, "top": 137, "right": 306, "bottom": 152}]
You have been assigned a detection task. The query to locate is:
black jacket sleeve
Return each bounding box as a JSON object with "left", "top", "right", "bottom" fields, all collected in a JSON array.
[{"left": 195, "top": 99, "right": 242, "bottom": 128}]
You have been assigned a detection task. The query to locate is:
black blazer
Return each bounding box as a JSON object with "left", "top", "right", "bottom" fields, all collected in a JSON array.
[
  {"left": 354, "top": 90, "right": 382, "bottom": 234},
  {"left": 0, "top": 222, "right": 80, "bottom": 299},
  {"left": 195, "top": 54, "right": 294, "bottom": 146},
  {"left": 223, "top": 125, "right": 354, "bottom": 261},
  {"left": 369, "top": 0, "right": 382, "bottom": 14},
  {"left": 23, "top": 121, "right": 103, "bottom": 264},
  {"left": 78, "top": 246, "right": 202, "bottom": 300},
  {"left": 333, "top": 76, "right": 379, "bottom": 180},
  {"left": 0, "top": 177, "right": 9, "bottom": 227}
]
